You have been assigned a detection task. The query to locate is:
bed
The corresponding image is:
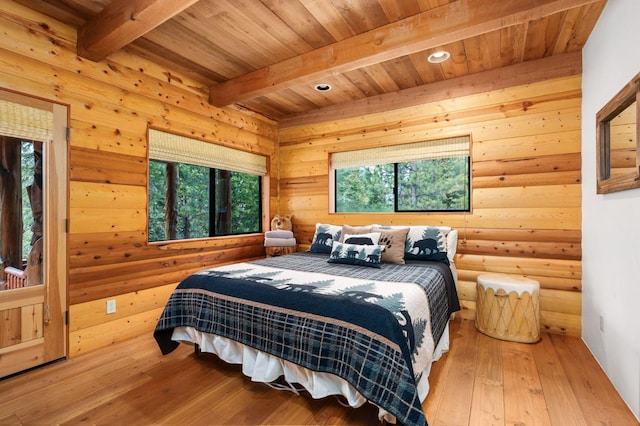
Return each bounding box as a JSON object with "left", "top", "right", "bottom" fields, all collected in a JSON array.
[{"left": 154, "top": 224, "right": 460, "bottom": 426}]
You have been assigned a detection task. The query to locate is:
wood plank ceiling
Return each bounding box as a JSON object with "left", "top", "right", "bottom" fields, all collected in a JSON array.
[{"left": 20, "top": 0, "right": 606, "bottom": 124}]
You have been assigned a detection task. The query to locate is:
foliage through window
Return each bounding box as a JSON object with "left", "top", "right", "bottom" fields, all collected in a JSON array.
[
  {"left": 21, "top": 141, "right": 36, "bottom": 259},
  {"left": 148, "top": 162, "right": 261, "bottom": 241},
  {"left": 147, "top": 129, "right": 265, "bottom": 242},
  {"left": 333, "top": 136, "right": 470, "bottom": 212}
]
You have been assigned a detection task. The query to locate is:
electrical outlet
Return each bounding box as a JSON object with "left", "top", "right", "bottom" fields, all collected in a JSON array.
[
  {"left": 106, "top": 299, "right": 116, "bottom": 314},
  {"left": 599, "top": 315, "right": 604, "bottom": 333}
]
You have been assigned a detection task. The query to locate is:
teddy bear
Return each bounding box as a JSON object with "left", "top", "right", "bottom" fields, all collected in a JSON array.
[
  {"left": 270, "top": 214, "right": 293, "bottom": 231},
  {"left": 265, "top": 214, "right": 295, "bottom": 257}
]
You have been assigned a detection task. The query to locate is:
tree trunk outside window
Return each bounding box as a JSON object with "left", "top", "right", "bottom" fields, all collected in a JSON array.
[
  {"left": 26, "top": 143, "right": 43, "bottom": 285},
  {"left": 215, "top": 169, "right": 231, "bottom": 234},
  {"left": 0, "top": 137, "right": 22, "bottom": 273},
  {"left": 165, "top": 163, "right": 178, "bottom": 240}
]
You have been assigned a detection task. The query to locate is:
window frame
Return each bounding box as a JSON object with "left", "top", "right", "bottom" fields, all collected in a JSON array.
[
  {"left": 329, "top": 137, "right": 472, "bottom": 214},
  {"left": 147, "top": 129, "right": 266, "bottom": 243}
]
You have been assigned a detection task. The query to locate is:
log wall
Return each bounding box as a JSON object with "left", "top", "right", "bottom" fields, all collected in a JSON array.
[
  {"left": 278, "top": 72, "right": 583, "bottom": 337},
  {"left": 0, "top": 3, "right": 279, "bottom": 356}
]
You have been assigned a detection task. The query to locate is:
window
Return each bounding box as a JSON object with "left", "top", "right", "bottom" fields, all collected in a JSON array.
[
  {"left": 1, "top": 93, "right": 55, "bottom": 286},
  {"left": 147, "top": 129, "right": 265, "bottom": 242},
  {"left": 332, "top": 136, "right": 471, "bottom": 213}
]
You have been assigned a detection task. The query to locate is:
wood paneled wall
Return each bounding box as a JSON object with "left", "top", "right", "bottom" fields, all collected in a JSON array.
[
  {"left": 0, "top": 3, "right": 279, "bottom": 356},
  {"left": 278, "top": 72, "right": 582, "bottom": 337}
]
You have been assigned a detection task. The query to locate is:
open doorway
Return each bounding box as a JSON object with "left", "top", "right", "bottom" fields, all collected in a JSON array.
[{"left": 0, "top": 89, "right": 67, "bottom": 377}]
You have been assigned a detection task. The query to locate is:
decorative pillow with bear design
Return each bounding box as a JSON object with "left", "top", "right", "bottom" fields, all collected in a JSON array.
[
  {"left": 343, "top": 232, "right": 381, "bottom": 246},
  {"left": 372, "top": 226, "right": 410, "bottom": 264},
  {"left": 327, "top": 241, "right": 385, "bottom": 268},
  {"left": 404, "top": 226, "right": 449, "bottom": 265},
  {"left": 309, "top": 223, "right": 343, "bottom": 254}
]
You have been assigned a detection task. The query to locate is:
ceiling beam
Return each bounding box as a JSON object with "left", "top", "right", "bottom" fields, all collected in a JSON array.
[
  {"left": 209, "top": 0, "right": 600, "bottom": 107},
  {"left": 77, "top": 0, "right": 200, "bottom": 62},
  {"left": 279, "top": 51, "right": 582, "bottom": 129}
]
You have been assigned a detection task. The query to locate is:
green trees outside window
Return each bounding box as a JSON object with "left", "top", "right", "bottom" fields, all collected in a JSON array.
[
  {"left": 148, "top": 160, "right": 261, "bottom": 242},
  {"left": 336, "top": 164, "right": 395, "bottom": 212},
  {"left": 21, "top": 141, "right": 36, "bottom": 259},
  {"left": 336, "top": 157, "right": 470, "bottom": 213}
]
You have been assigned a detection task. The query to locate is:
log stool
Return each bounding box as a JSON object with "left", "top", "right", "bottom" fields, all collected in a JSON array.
[
  {"left": 264, "top": 230, "right": 296, "bottom": 258},
  {"left": 265, "top": 246, "right": 295, "bottom": 257},
  {"left": 475, "top": 273, "right": 540, "bottom": 343}
]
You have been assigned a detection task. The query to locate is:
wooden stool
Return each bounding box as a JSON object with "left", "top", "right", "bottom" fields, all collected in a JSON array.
[
  {"left": 265, "top": 246, "right": 295, "bottom": 257},
  {"left": 475, "top": 273, "right": 540, "bottom": 343}
]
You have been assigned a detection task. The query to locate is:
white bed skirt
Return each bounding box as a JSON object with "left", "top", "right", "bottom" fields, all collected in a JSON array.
[{"left": 171, "top": 323, "right": 450, "bottom": 424}]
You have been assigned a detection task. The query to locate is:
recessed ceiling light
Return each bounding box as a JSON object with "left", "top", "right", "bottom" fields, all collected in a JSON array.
[
  {"left": 314, "top": 83, "right": 332, "bottom": 92},
  {"left": 428, "top": 51, "right": 450, "bottom": 64}
]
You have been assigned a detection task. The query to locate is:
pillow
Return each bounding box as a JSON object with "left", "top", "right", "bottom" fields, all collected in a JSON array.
[
  {"left": 343, "top": 232, "right": 381, "bottom": 246},
  {"left": 404, "top": 226, "right": 450, "bottom": 265},
  {"left": 446, "top": 229, "right": 458, "bottom": 262},
  {"left": 328, "top": 241, "right": 384, "bottom": 268},
  {"left": 339, "top": 224, "right": 372, "bottom": 242},
  {"left": 372, "top": 226, "right": 410, "bottom": 264},
  {"left": 309, "top": 223, "right": 342, "bottom": 253}
]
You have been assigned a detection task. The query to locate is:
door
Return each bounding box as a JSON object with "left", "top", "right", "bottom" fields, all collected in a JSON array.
[{"left": 0, "top": 90, "right": 67, "bottom": 377}]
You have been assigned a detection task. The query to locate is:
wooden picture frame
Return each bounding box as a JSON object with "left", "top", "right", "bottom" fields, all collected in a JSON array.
[{"left": 596, "top": 71, "right": 640, "bottom": 194}]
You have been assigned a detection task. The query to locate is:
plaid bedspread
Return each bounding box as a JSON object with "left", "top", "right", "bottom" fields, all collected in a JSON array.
[{"left": 154, "top": 252, "right": 459, "bottom": 426}]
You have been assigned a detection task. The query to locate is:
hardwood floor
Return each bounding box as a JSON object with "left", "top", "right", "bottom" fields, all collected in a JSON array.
[{"left": 0, "top": 317, "right": 637, "bottom": 425}]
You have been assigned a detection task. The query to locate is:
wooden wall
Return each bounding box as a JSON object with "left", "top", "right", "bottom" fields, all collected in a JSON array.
[
  {"left": 0, "top": 3, "right": 279, "bottom": 356},
  {"left": 278, "top": 62, "right": 583, "bottom": 337}
]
